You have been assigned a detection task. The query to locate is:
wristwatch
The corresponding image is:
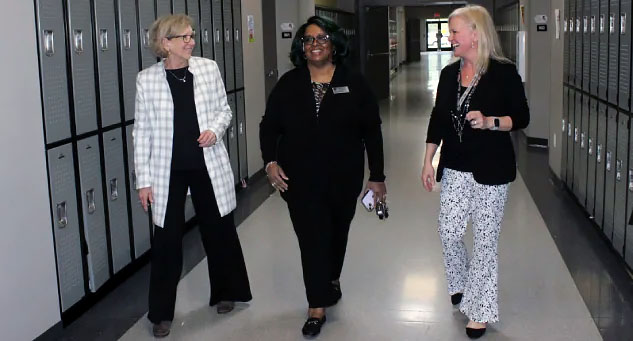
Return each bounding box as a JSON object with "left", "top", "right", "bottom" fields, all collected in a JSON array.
[{"left": 490, "top": 117, "right": 500, "bottom": 131}]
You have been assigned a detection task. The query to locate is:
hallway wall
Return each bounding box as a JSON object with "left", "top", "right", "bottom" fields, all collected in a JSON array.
[{"left": 275, "top": 0, "right": 315, "bottom": 78}]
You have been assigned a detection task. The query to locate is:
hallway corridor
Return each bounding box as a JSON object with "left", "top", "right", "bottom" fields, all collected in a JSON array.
[{"left": 116, "top": 53, "right": 602, "bottom": 340}]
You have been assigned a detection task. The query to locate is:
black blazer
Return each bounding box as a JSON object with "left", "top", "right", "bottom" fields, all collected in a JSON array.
[
  {"left": 260, "top": 65, "right": 385, "bottom": 201},
  {"left": 426, "top": 59, "right": 530, "bottom": 185}
]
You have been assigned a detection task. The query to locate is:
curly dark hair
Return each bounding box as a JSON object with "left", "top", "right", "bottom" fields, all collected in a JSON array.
[{"left": 289, "top": 16, "right": 349, "bottom": 67}]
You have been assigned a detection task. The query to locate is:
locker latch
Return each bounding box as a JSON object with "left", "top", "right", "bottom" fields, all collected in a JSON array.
[
  {"left": 629, "top": 170, "right": 633, "bottom": 192},
  {"left": 43, "top": 30, "right": 55, "bottom": 56},
  {"left": 230, "top": 126, "right": 235, "bottom": 139},
  {"left": 86, "top": 189, "right": 96, "bottom": 214},
  {"left": 617, "top": 160, "right": 623, "bottom": 181},
  {"left": 568, "top": 123, "right": 572, "bottom": 136},
  {"left": 591, "top": 16, "right": 596, "bottom": 33},
  {"left": 225, "top": 28, "right": 231, "bottom": 43},
  {"left": 607, "top": 151, "right": 612, "bottom": 170},
  {"left": 574, "top": 128, "right": 578, "bottom": 142},
  {"left": 73, "top": 29, "right": 84, "bottom": 54},
  {"left": 56, "top": 201, "right": 68, "bottom": 228},
  {"left": 581, "top": 132, "right": 585, "bottom": 149},
  {"left": 235, "top": 29, "right": 240, "bottom": 42},
  {"left": 562, "top": 119, "right": 566, "bottom": 132},
  {"left": 143, "top": 29, "right": 150, "bottom": 48},
  {"left": 99, "top": 29, "right": 108, "bottom": 51},
  {"left": 621, "top": 13, "right": 627, "bottom": 35},
  {"left": 203, "top": 29, "right": 209, "bottom": 44},
  {"left": 597, "top": 144, "right": 602, "bottom": 163},
  {"left": 123, "top": 29, "right": 131, "bottom": 50},
  {"left": 610, "top": 14, "right": 615, "bottom": 34},
  {"left": 110, "top": 178, "right": 118, "bottom": 201},
  {"left": 600, "top": 14, "right": 605, "bottom": 33},
  {"left": 564, "top": 17, "right": 568, "bottom": 32},
  {"left": 583, "top": 16, "right": 588, "bottom": 33},
  {"left": 588, "top": 138, "right": 593, "bottom": 155},
  {"left": 577, "top": 17, "right": 581, "bottom": 33}
]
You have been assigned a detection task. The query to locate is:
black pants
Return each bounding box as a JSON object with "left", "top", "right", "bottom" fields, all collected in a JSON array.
[
  {"left": 147, "top": 169, "right": 252, "bottom": 323},
  {"left": 287, "top": 192, "right": 357, "bottom": 308}
]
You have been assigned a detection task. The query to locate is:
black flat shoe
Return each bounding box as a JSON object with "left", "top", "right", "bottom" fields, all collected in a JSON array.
[
  {"left": 466, "top": 327, "right": 486, "bottom": 339},
  {"left": 216, "top": 301, "right": 235, "bottom": 314},
  {"left": 302, "top": 316, "right": 326, "bottom": 338},
  {"left": 152, "top": 321, "right": 171, "bottom": 338},
  {"left": 451, "top": 293, "right": 463, "bottom": 305}
]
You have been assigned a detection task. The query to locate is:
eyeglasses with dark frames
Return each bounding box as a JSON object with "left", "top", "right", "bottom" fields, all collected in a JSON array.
[
  {"left": 167, "top": 32, "right": 196, "bottom": 43},
  {"left": 301, "top": 34, "right": 330, "bottom": 45}
]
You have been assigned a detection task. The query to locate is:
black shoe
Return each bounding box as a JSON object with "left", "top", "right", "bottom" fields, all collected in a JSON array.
[
  {"left": 302, "top": 316, "right": 326, "bottom": 338},
  {"left": 466, "top": 327, "right": 486, "bottom": 339},
  {"left": 216, "top": 301, "right": 235, "bottom": 314},
  {"left": 152, "top": 321, "right": 171, "bottom": 338},
  {"left": 451, "top": 293, "right": 463, "bottom": 305}
]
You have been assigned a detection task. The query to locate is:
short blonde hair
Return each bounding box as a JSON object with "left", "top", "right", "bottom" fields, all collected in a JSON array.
[
  {"left": 149, "top": 14, "right": 194, "bottom": 58},
  {"left": 449, "top": 5, "right": 509, "bottom": 73}
]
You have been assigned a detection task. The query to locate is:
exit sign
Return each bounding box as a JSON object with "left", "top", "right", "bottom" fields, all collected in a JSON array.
[{"left": 434, "top": 13, "right": 441, "bottom": 18}]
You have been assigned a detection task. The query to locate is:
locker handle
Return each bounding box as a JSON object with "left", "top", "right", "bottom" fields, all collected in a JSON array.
[
  {"left": 239, "top": 121, "right": 244, "bottom": 135},
  {"left": 600, "top": 14, "right": 605, "bottom": 33},
  {"left": 616, "top": 160, "right": 623, "bottom": 181},
  {"left": 56, "top": 201, "right": 68, "bottom": 228},
  {"left": 143, "top": 29, "right": 150, "bottom": 48},
  {"left": 215, "top": 29, "right": 221, "bottom": 43},
  {"left": 574, "top": 128, "right": 578, "bottom": 142},
  {"left": 588, "top": 138, "right": 593, "bottom": 155},
  {"left": 43, "top": 30, "right": 55, "bottom": 56},
  {"left": 629, "top": 170, "right": 633, "bottom": 192},
  {"left": 99, "top": 29, "right": 109, "bottom": 51},
  {"left": 576, "top": 17, "right": 581, "bottom": 33},
  {"left": 235, "top": 28, "right": 240, "bottom": 42},
  {"left": 568, "top": 123, "right": 572, "bottom": 136},
  {"left": 570, "top": 18, "right": 574, "bottom": 32},
  {"left": 225, "top": 28, "right": 231, "bottom": 43},
  {"left": 123, "top": 29, "right": 131, "bottom": 50},
  {"left": 607, "top": 151, "right": 612, "bottom": 171},
  {"left": 86, "top": 189, "right": 96, "bottom": 214},
  {"left": 230, "top": 126, "right": 235, "bottom": 139},
  {"left": 583, "top": 16, "right": 588, "bottom": 33},
  {"left": 610, "top": 14, "right": 615, "bottom": 34},
  {"left": 597, "top": 144, "right": 602, "bottom": 163},
  {"left": 591, "top": 16, "right": 596, "bottom": 33},
  {"left": 110, "top": 178, "right": 119, "bottom": 201},
  {"left": 562, "top": 119, "right": 565, "bottom": 132},
  {"left": 622, "top": 13, "right": 627, "bottom": 35},
  {"left": 203, "top": 29, "right": 209, "bottom": 44},
  {"left": 580, "top": 132, "right": 585, "bottom": 149},
  {"left": 73, "top": 29, "right": 84, "bottom": 54}
]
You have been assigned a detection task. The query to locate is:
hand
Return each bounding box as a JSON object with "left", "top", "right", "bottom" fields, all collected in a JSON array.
[
  {"left": 366, "top": 181, "right": 387, "bottom": 205},
  {"left": 138, "top": 187, "right": 153, "bottom": 212},
  {"left": 465, "top": 110, "right": 489, "bottom": 130},
  {"left": 421, "top": 163, "right": 435, "bottom": 192},
  {"left": 266, "top": 162, "right": 289, "bottom": 192},
  {"left": 198, "top": 130, "right": 217, "bottom": 147}
]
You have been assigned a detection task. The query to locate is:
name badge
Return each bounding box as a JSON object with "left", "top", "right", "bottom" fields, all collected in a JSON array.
[{"left": 332, "top": 86, "right": 350, "bottom": 94}]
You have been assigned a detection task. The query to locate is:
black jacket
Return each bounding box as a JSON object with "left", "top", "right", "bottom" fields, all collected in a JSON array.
[
  {"left": 260, "top": 65, "right": 385, "bottom": 201},
  {"left": 426, "top": 59, "right": 530, "bottom": 185}
]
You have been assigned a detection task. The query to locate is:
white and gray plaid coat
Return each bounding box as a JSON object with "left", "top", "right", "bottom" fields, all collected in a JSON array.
[{"left": 133, "top": 56, "right": 236, "bottom": 227}]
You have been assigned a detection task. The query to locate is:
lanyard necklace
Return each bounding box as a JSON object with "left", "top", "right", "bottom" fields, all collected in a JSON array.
[
  {"left": 167, "top": 67, "right": 188, "bottom": 83},
  {"left": 451, "top": 61, "right": 481, "bottom": 142}
]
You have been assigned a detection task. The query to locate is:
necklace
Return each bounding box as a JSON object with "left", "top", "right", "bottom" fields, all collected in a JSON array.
[
  {"left": 167, "top": 68, "right": 188, "bottom": 83},
  {"left": 451, "top": 61, "right": 482, "bottom": 143}
]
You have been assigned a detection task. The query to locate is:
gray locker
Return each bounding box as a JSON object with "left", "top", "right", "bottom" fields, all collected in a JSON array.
[
  {"left": 573, "top": 91, "right": 586, "bottom": 205},
  {"left": 595, "top": 101, "right": 608, "bottom": 228},
  {"left": 233, "top": 0, "right": 244, "bottom": 88},
  {"left": 117, "top": 0, "right": 140, "bottom": 122},
  {"left": 619, "top": 0, "right": 632, "bottom": 110},
  {"left": 613, "top": 113, "right": 629, "bottom": 255},
  {"left": 77, "top": 136, "right": 110, "bottom": 292},
  {"left": 236, "top": 90, "right": 247, "bottom": 180},
  {"left": 583, "top": 0, "right": 591, "bottom": 91},
  {"left": 68, "top": 0, "right": 98, "bottom": 135},
  {"left": 185, "top": 196, "right": 195, "bottom": 221},
  {"left": 564, "top": 1, "right": 570, "bottom": 83},
  {"left": 36, "top": 0, "right": 72, "bottom": 143},
  {"left": 173, "top": 0, "right": 186, "bottom": 14},
  {"left": 587, "top": 98, "right": 598, "bottom": 215},
  {"left": 187, "top": 0, "right": 202, "bottom": 57},
  {"left": 47, "top": 144, "right": 85, "bottom": 312},
  {"left": 227, "top": 93, "right": 239, "bottom": 184},
  {"left": 138, "top": 0, "right": 157, "bottom": 70},
  {"left": 575, "top": 0, "right": 584, "bottom": 88},
  {"left": 103, "top": 130, "right": 132, "bottom": 273},
  {"left": 125, "top": 124, "right": 151, "bottom": 258},
  {"left": 570, "top": 0, "right": 577, "bottom": 86},
  {"left": 223, "top": 0, "right": 235, "bottom": 92},
  {"left": 212, "top": 0, "right": 225, "bottom": 81},
  {"left": 94, "top": 0, "right": 122, "bottom": 128},
  {"left": 579, "top": 94, "right": 590, "bottom": 207},
  {"left": 625, "top": 123, "right": 633, "bottom": 267},
  {"left": 604, "top": 107, "right": 617, "bottom": 240},
  {"left": 599, "top": 0, "right": 610, "bottom": 100},
  {"left": 200, "top": 0, "right": 214, "bottom": 58},
  {"left": 562, "top": 87, "right": 569, "bottom": 181},
  {"left": 567, "top": 89, "right": 576, "bottom": 187},
  {"left": 590, "top": 0, "right": 600, "bottom": 95},
  {"left": 157, "top": 0, "right": 171, "bottom": 17},
  {"left": 608, "top": 0, "right": 620, "bottom": 105}
]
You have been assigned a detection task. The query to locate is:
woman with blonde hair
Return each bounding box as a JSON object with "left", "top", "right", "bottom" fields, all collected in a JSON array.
[
  {"left": 421, "top": 5, "right": 529, "bottom": 339},
  {"left": 133, "top": 14, "right": 251, "bottom": 338}
]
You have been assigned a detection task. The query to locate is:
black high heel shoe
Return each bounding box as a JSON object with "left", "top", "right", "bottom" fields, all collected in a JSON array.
[
  {"left": 466, "top": 326, "right": 486, "bottom": 339},
  {"left": 451, "top": 293, "right": 463, "bottom": 305},
  {"left": 302, "top": 316, "right": 326, "bottom": 338}
]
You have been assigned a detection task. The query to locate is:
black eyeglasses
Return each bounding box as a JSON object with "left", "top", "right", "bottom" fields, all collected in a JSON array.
[
  {"left": 167, "top": 32, "right": 196, "bottom": 43},
  {"left": 301, "top": 34, "right": 330, "bottom": 45}
]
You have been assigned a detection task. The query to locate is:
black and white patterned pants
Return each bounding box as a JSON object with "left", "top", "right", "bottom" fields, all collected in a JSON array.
[{"left": 438, "top": 168, "right": 509, "bottom": 323}]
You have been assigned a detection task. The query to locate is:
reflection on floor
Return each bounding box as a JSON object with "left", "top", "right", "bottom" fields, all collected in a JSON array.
[{"left": 119, "top": 52, "right": 602, "bottom": 340}]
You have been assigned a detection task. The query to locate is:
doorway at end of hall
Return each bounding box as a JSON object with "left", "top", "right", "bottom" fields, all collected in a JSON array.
[{"left": 426, "top": 19, "right": 451, "bottom": 52}]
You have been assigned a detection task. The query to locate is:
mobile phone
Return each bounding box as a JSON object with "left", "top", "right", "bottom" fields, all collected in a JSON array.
[{"left": 361, "top": 189, "right": 375, "bottom": 211}]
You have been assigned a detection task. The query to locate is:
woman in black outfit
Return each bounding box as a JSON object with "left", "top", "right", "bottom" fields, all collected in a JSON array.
[
  {"left": 420, "top": 5, "right": 529, "bottom": 339},
  {"left": 259, "top": 16, "right": 386, "bottom": 338}
]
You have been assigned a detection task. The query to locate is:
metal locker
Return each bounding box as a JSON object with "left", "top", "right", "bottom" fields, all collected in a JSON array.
[
  {"left": 227, "top": 93, "right": 239, "bottom": 184},
  {"left": 236, "top": 90, "right": 247, "bottom": 180},
  {"left": 562, "top": 87, "right": 569, "bottom": 181},
  {"left": 212, "top": 0, "right": 225, "bottom": 82},
  {"left": 36, "top": 0, "right": 72, "bottom": 143},
  {"left": 103, "top": 129, "right": 132, "bottom": 273},
  {"left": 573, "top": 91, "right": 586, "bottom": 205},
  {"left": 579, "top": 93, "right": 590, "bottom": 207},
  {"left": 185, "top": 196, "right": 195, "bottom": 221},
  {"left": 570, "top": 0, "right": 577, "bottom": 86},
  {"left": 138, "top": 0, "right": 157, "bottom": 70},
  {"left": 200, "top": 0, "right": 214, "bottom": 58},
  {"left": 117, "top": 0, "right": 140, "bottom": 122},
  {"left": 604, "top": 106, "right": 618, "bottom": 240},
  {"left": 613, "top": 112, "right": 629, "bottom": 255},
  {"left": 587, "top": 98, "right": 599, "bottom": 215},
  {"left": 173, "top": 0, "right": 186, "bottom": 14},
  {"left": 625, "top": 122, "right": 633, "bottom": 267},
  {"left": 595, "top": 101, "right": 608, "bottom": 228},
  {"left": 567, "top": 89, "right": 576, "bottom": 187},
  {"left": 157, "top": 0, "right": 171, "bottom": 17},
  {"left": 186, "top": 0, "right": 202, "bottom": 57},
  {"left": 94, "top": 0, "right": 122, "bottom": 128},
  {"left": 608, "top": 0, "right": 620, "bottom": 105},
  {"left": 564, "top": 1, "right": 570, "bottom": 83},
  {"left": 583, "top": 0, "right": 591, "bottom": 92},
  {"left": 233, "top": 0, "right": 244, "bottom": 89},
  {"left": 223, "top": 0, "right": 235, "bottom": 92},
  {"left": 590, "top": 0, "right": 600, "bottom": 95},
  {"left": 599, "top": 0, "right": 610, "bottom": 100},
  {"left": 575, "top": 0, "right": 584, "bottom": 89},
  {"left": 77, "top": 136, "right": 110, "bottom": 292},
  {"left": 125, "top": 124, "right": 151, "bottom": 258},
  {"left": 68, "top": 0, "right": 98, "bottom": 135},
  {"left": 47, "top": 144, "right": 85, "bottom": 312},
  {"left": 619, "top": 0, "right": 632, "bottom": 110}
]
